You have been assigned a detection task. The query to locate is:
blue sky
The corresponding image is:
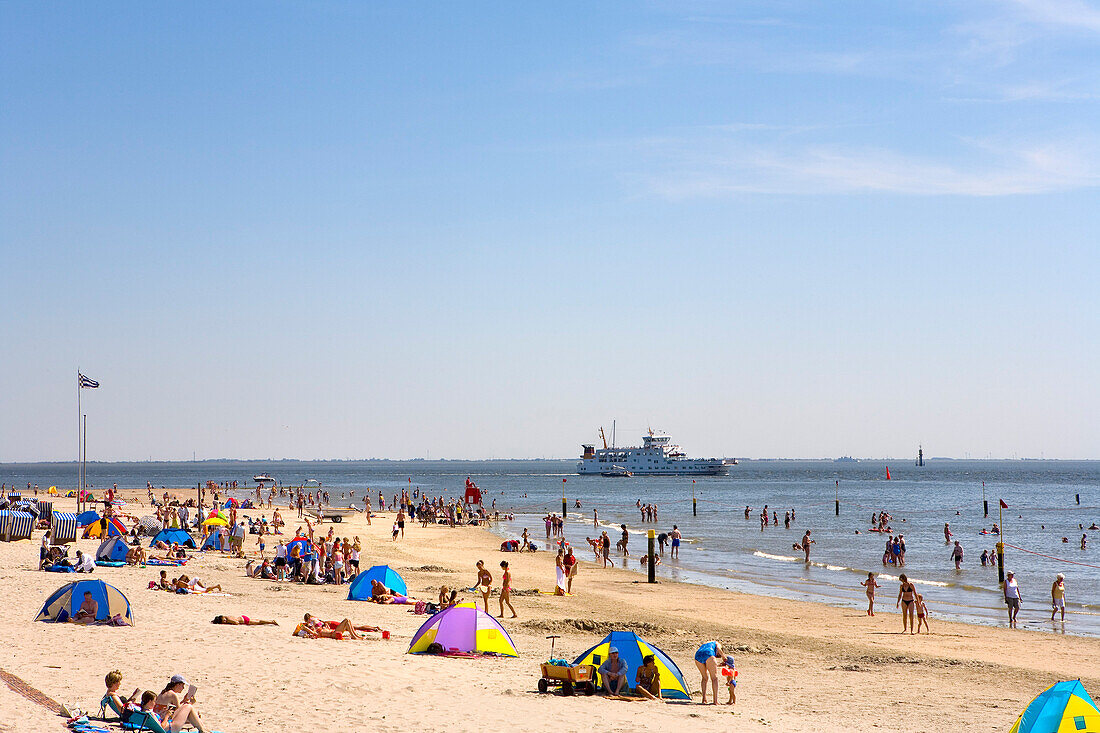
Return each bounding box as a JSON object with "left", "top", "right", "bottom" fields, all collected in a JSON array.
[{"left": 2, "top": 1, "right": 1098, "bottom": 460}]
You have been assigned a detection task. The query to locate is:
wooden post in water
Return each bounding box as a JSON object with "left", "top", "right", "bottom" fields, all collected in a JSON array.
[
  {"left": 692, "top": 480, "right": 697, "bottom": 517},
  {"left": 835, "top": 480, "right": 840, "bottom": 516},
  {"left": 996, "top": 499, "right": 1005, "bottom": 584},
  {"left": 647, "top": 529, "right": 656, "bottom": 583},
  {"left": 562, "top": 478, "right": 567, "bottom": 519},
  {"left": 983, "top": 482, "right": 988, "bottom": 518}
]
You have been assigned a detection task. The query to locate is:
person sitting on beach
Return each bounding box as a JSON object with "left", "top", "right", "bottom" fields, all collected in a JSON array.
[
  {"left": 154, "top": 570, "right": 172, "bottom": 590},
  {"left": 126, "top": 545, "right": 148, "bottom": 566},
  {"left": 599, "top": 647, "right": 629, "bottom": 695},
  {"left": 211, "top": 615, "right": 278, "bottom": 626},
  {"left": 74, "top": 591, "right": 98, "bottom": 623},
  {"left": 153, "top": 675, "right": 211, "bottom": 733},
  {"left": 634, "top": 655, "right": 662, "bottom": 700},
  {"left": 75, "top": 550, "right": 96, "bottom": 573},
  {"left": 639, "top": 553, "right": 661, "bottom": 566},
  {"left": 103, "top": 670, "right": 139, "bottom": 717}
]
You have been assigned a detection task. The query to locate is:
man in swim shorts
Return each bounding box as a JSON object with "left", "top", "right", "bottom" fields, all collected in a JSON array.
[{"left": 670, "top": 526, "right": 681, "bottom": 559}]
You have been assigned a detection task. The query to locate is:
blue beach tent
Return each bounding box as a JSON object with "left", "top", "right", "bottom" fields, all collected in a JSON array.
[
  {"left": 149, "top": 528, "right": 197, "bottom": 549},
  {"left": 285, "top": 537, "right": 313, "bottom": 560},
  {"left": 573, "top": 631, "right": 691, "bottom": 700},
  {"left": 96, "top": 537, "right": 132, "bottom": 563},
  {"left": 1009, "top": 680, "right": 1100, "bottom": 733},
  {"left": 348, "top": 565, "right": 407, "bottom": 600},
  {"left": 75, "top": 510, "right": 100, "bottom": 527},
  {"left": 201, "top": 531, "right": 227, "bottom": 551},
  {"left": 36, "top": 579, "right": 133, "bottom": 624}
]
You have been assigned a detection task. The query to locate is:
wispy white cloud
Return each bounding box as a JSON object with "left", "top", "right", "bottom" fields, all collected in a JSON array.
[
  {"left": 635, "top": 137, "right": 1100, "bottom": 197},
  {"left": 1009, "top": 0, "right": 1100, "bottom": 32}
]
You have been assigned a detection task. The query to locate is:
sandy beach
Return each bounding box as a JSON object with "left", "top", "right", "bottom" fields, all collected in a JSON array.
[{"left": 0, "top": 491, "right": 1096, "bottom": 733}]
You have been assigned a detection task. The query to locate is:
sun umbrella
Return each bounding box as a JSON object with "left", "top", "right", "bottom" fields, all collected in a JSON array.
[{"left": 202, "top": 517, "right": 228, "bottom": 526}]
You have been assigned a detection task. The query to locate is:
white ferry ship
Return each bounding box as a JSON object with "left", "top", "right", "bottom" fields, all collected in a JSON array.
[{"left": 578, "top": 429, "right": 730, "bottom": 476}]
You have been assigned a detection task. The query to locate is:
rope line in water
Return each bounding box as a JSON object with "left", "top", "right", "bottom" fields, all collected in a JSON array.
[{"left": 1003, "top": 542, "right": 1100, "bottom": 570}]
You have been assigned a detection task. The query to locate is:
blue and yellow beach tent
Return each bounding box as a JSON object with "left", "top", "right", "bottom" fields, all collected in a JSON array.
[
  {"left": 347, "top": 565, "right": 407, "bottom": 600},
  {"left": 36, "top": 579, "right": 133, "bottom": 624},
  {"left": 573, "top": 631, "right": 691, "bottom": 700},
  {"left": 96, "top": 537, "right": 132, "bottom": 563},
  {"left": 1010, "top": 680, "right": 1100, "bottom": 733}
]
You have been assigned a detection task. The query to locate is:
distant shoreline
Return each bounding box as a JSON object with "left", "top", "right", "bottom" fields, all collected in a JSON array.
[{"left": 3, "top": 457, "right": 1099, "bottom": 465}]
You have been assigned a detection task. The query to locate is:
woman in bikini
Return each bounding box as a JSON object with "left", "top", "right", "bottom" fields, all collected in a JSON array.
[
  {"left": 475, "top": 560, "right": 492, "bottom": 612},
  {"left": 498, "top": 560, "right": 517, "bottom": 618},
  {"left": 211, "top": 615, "right": 278, "bottom": 625},
  {"left": 896, "top": 574, "right": 918, "bottom": 634}
]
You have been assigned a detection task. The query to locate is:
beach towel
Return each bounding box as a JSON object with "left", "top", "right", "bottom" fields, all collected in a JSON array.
[
  {"left": 46, "top": 564, "right": 76, "bottom": 573},
  {"left": 95, "top": 560, "right": 126, "bottom": 567},
  {"left": 555, "top": 566, "right": 567, "bottom": 593}
]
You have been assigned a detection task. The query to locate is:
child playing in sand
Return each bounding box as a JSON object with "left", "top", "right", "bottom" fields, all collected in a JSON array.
[
  {"left": 915, "top": 594, "right": 930, "bottom": 633},
  {"left": 861, "top": 572, "right": 880, "bottom": 616}
]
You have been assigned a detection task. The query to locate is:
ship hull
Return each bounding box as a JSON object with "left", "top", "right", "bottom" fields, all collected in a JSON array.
[{"left": 578, "top": 460, "right": 729, "bottom": 476}]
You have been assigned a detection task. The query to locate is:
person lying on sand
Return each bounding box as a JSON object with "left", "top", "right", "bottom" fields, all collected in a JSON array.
[
  {"left": 370, "top": 578, "right": 415, "bottom": 604},
  {"left": 211, "top": 615, "right": 278, "bottom": 626},
  {"left": 303, "top": 613, "right": 379, "bottom": 633},
  {"left": 295, "top": 616, "right": 364, "bottom": 640},
  {"left": 172, "top": 575, "right": 222, "bottom": 593}
]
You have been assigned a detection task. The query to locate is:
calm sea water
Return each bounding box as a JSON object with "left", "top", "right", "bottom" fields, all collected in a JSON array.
[{"left": 4, "top": 459, "right": 1099, "bottom": 635}]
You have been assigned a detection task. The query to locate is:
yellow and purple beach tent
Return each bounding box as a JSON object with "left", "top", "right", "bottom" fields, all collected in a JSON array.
[
  {"left": 1010, "top": 681, "right": 1100, "bottom": 733},
  {"left": 407, "top": 603, "right": 519, "bottom": 657},
  {"left": 573, "top": 631, "right": 691, "bottom": 700}
]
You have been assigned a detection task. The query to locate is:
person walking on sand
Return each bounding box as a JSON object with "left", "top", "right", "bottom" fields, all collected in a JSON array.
[
  {"left": 896, "top": 574, "right": 917, "bottom": 634},
  {"left": 1004, "top": 571, "right": 1022, "bottom": 628},
  {"left": 915, "top": 593, "right": 930, "bottom": 633},
  {"left": 861, "top": 572, "right": 880, "bottom": 616},
  {"left": 498, "top": 561, "right": 517, "bottom": 618},
  {"left": 670, "top": 525, "right": 682, "bottom": 559},
  {"left": 1051, "top": 573, "right": 1066, "bottom": 622},
  {"left": 800, "top": 530, "right": 814, "bottom": 563},
  {"left": 600, "top": 531, "right": 613, "bottom": 568},
  {"left": 554, "top": 549, "right": 568, "bottom": 595},
  {"left": 951, "top": 540, "right": 964, "bottom": 570},
  {"left": 475, "top": 560, "right": 492, "bottom": 613},
  {"left": 694, "top": 640, "right": 727, "bottom": 705},
  {"left": 564, "top": 546, "right": 578, "bottom": 594}
]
